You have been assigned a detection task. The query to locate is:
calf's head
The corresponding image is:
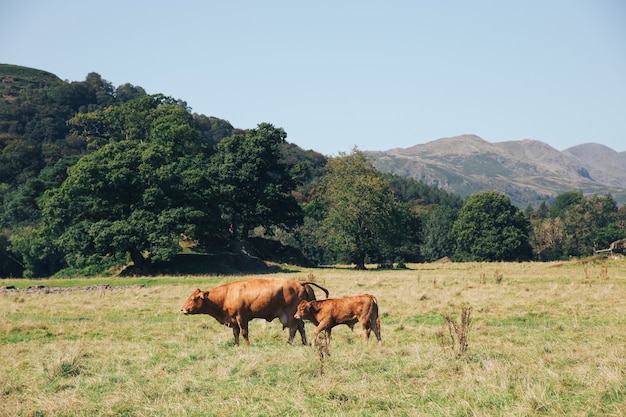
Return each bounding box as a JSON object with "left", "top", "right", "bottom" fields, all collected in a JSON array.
[
  {"left": 181, "top": 288, "right": 209, "bottom": 314},
  {"left": 294, "top": 300, "right": 316, "bottom": 320}
]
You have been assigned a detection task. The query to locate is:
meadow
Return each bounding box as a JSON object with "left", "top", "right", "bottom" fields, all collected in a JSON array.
[{"left": 1, "top": 259, "right": 625, "bottom": 416}]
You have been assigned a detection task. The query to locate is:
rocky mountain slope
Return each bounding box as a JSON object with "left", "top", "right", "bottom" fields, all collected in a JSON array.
[{"left": 367, "top": 135, "right": 626, "bottom": 207}]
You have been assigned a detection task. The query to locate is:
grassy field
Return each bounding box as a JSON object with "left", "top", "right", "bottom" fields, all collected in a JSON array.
[{"left": 1, "top": 260, "right": 625, "bottom": 416}]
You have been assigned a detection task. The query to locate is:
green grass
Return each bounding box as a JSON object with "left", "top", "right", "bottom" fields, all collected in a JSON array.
[{"left": 1, "top": 260, "right": 625, "bottom": 416}]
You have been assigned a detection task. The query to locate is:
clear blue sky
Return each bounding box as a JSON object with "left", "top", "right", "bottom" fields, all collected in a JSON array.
[{"left": 2, "top": 1, "right": 625, "bottom": 155}]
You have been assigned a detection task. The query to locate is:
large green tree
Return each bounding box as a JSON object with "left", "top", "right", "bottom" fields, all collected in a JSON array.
[
  {"left": 211, "top": 123, "right": 302, "bottom": 240},
  {"left": 309, "top": 150, "right": 414, "bottom": 269},
  {"left": 560, "top": 193, "right": 621, "bottom": 256},
  {"left": 39, "top": 96, "right": 219, "bottom": 272},
  {"left": 530, "top": 217, "right": 566, "bottom": 261},
  {"left": 450, "top": 191, "right": 532, "bottom": 261}
]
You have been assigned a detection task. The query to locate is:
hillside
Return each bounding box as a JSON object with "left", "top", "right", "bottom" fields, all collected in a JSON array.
[
  {"left": 0, "top": 64, "right": 64, "bottom": 91},
  {"left": 367, "top": 135, "right": 626, "bottom": 207}
]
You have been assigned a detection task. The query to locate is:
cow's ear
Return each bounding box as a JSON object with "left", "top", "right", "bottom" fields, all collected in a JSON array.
[{"left": 202, "top": 290, "right": 210, "bottom": 300}]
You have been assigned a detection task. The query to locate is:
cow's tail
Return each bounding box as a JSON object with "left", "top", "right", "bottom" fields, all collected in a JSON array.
[{"left": 301, "top": 282, "right": 329, "bottom": 299}]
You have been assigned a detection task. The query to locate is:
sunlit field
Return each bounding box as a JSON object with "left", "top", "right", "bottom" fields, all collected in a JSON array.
[{"left": 1, "top": 259, "right": 625, "bottom": 416}]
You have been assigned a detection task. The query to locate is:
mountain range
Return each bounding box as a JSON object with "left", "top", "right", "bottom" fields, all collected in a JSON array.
[{"left": 366, "top": 135, "right": 626, "bottom": 208}]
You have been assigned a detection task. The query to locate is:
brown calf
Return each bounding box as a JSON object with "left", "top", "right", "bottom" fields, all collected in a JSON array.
[{"left": 294, "top": 294, "right": 382, "bottom": 347}]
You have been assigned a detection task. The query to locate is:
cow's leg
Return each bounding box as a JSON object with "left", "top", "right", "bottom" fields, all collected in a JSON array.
[
  {"left": 286, "top": 324, "right": 296, "bottom": 345},
  {"left": 241, "top": 323, "right": 251, "bottom": 346},
  {"left": 232, "top": 326, "right": 240, "bottom": 347},
  {"left": 296, "top": 319, "right": 308, "bottom": 345},
  {"left": 236, "top": 317, "right": 250, "bottom": 346},
  {"left": 372, "top": 316, "right": 382, "bottom": 345},
  {"left": 286, "top": 322, "right": 307, "bottom": 346},
  {"left": 281, "top": 313, "right": 306, "bottom": 346},
  {"left": 361, "top": 320, "right": 371, "bottom": 345},
  {"left": 325, "top": 327, "right": 332, "bottom": 347},
  {"left": 281, "top": 314, "right": 296, "bottom": 345}
]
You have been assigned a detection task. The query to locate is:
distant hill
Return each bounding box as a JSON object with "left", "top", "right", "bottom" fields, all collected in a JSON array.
[{"left": 366, "top": 135, "right": 626, "bottom": 207}]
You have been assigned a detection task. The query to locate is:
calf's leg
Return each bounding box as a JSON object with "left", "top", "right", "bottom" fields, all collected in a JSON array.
[{"left": 312, "top": 319, "right": 332, "bottom": 346}]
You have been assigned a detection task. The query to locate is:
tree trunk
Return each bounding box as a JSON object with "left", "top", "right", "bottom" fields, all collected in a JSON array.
[
  {"left": 354, "top": 253, "right": 367, "bottom": 270},
  {"left": 130, "top": 248, "right": 147, "bottom": 270}
]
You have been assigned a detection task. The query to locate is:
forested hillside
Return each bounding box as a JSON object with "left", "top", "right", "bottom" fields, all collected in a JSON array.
[{"left": 1, "top": 64, "right": 625, "bottom": 278}]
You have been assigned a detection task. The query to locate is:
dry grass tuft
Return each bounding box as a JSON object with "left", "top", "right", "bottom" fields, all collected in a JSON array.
[
  {"left": 443, "top": 305, "right": 472, "bottom": 357},
  {"left": 493, "top": 269, "right": 503, "bottom": 283}
]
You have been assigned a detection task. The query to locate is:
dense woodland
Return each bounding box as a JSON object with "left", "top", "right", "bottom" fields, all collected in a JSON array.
[{"left": 1, "top": 64, "right": 625, "bottom": 277}]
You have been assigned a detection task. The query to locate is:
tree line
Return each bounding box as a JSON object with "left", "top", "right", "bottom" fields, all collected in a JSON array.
[{"left": 1, "top": 66, "right": 624, "bottom": 277}]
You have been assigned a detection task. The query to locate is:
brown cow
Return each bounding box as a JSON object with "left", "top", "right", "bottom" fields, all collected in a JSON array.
[
  {"left": 294, "top": 294, "right": 382, "bottom": 347},
  {"left": 181, "top": 279, "right": 329, "bottom": 346}
]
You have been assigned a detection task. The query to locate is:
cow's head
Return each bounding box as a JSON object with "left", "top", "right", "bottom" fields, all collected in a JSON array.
[
  {"left": 294, "top": 300, "right": 315, "bottom": 320},
  {"left": 181, "top": 288, "right": 209, "bottom": 314}
]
